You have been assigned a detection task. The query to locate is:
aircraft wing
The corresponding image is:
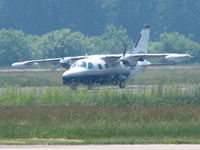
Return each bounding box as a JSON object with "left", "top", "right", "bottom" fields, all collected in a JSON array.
[
  {"left": 11, "top": 53, "right": 192, "bottom": 69},
  {"left": 107, "top": 53, "right": 192, "bottom": 66},
  {"left": 100, "top": 54, "right": 122, "bottom": 65},
  {"left": 11, "top": 56, "right": 86, "bottom": 69},
  {"left": 132, "top": 53, "right": 192, "bottom": 62},
  {"left": 22, "top": 58, "right": 62, "bottom": 64}
]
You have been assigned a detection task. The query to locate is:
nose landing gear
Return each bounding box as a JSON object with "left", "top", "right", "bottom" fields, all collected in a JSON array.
[{"left": 119, "top": 81, "right": 125, "bottom": 88}]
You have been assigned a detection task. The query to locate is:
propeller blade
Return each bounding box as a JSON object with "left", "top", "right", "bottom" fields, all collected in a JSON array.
[
  {"left": 122, "top": 41, "right": 127, "bottom": 56},
  {"left": 128, "top": 68, "right": 136, "bottom": 79},
  {"left": 128, "top": 64, "right": 146, "bottom": 79},
  {"left": 51, "top": 63, "right": 62, "bottom": 71},
  {"left": 60, "top": 44, "right": 65, "bottom": 59},
  {"left": 123, "top": 48, "right": 126, "bottom": 56}
]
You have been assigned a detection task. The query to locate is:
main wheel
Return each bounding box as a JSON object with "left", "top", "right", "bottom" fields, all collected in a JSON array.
[{"left": 87, "top": 84, "right": 93, "bottom": 90}]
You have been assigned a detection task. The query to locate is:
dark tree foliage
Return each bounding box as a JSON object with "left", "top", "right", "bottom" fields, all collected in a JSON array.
[
  {"left": 0, "top": 27, "right": 199, "bottom": 67},
  {"left": 0, "top": 0, "right": 105, "bottom": 35},
  {"left": 0, "top": 0, "right": 200, "bottom": 66},
  {"left": 0, "top": 30, "right": 31, "bottom": 66},
  {"left": 0, "top": 0, "right": 200, "bottom": 41}
]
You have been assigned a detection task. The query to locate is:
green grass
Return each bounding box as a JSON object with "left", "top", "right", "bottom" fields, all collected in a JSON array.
[
  {"left": 1, "top": 105, "right": 200, "bottom": 144},
  {"left": 0, "top": 69, "right": 62, "bottom": 87},
  {"left": 0, "top": 65, "right": 200, "bottom": 87},
  {"left": 0, "top": 86, "right": 199, "bottom": 144},
  {"left": 131, "top": 65, "right": 200, "bottom": 85},
  {"left": 0, "top": 86, "right": 199, "bottom": 106},
  {"left": 0, "top": 65, "right": 200, "bottom": 144}
]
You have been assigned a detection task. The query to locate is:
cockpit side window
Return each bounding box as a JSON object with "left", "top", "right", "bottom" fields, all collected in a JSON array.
[
  {"left": 88, "top": 62, "right": 94, "bottom": 69},
  {"left": 98, "top": 64, "right": 102, "bottom": 69}
]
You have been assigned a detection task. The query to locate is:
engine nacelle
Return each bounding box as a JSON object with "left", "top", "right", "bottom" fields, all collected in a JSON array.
[
  {"left": 11, "top": 62, "right": 39, "bottom": 69},
  {"left": 60, "top": 58, "right": 73, "bottom": 69},
  {"left": 165, "top": 54, "right": 192, "bottom": 62},
  {"left": 120, "top": 55, "right": 146, "bottom": 66},
  {"left": 120, "top": 55, "right": 137, "bottom": 66}
]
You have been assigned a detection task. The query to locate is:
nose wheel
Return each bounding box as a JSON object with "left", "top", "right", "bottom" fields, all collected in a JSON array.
[
  {"left": 119, "top": 81, "right": 125, "bottom": 88},
  {"left": 70, "top": 82, "right": 77, "bottom": 90}
]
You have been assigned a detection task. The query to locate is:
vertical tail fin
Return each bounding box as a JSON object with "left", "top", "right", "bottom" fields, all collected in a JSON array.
[{"left": 132, "top": 24, "right": 150, "bottom": 54}]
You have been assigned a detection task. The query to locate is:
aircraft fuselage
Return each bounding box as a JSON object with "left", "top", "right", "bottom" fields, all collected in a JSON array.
[
  {"left": 62, "top": 66, "right": 130, "bottom": 86},
  {"left": 61, "top": 57, "right": 135, "bottom": 88},
  {"left": 61, "top": 57, "right": 146, "bottom": 88}
]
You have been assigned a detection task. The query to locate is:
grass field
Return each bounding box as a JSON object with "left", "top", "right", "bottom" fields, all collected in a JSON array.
[
  {"left": 0, "top": 65, "right": 200, "bottom": 87},
  {"left": 1, "top": 105, "right": 200, "bottom": 144},
  {"left": 0, "top": 86, "right": 199, "bottom": 144},
  {"left": 0, "top": 86, "right": 200, "bottom": 106},
  {"left": 0, "top": 65, "right": 200, "bottom": 144}
]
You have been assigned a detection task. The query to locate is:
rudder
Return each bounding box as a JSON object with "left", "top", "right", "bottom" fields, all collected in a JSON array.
[{"left": 132, "top": 24, "right": 150, "bottom": 54}]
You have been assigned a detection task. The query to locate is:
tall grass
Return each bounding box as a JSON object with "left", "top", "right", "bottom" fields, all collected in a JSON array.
[
  {"left": 0, "top": 86, "right": 199, "bottom": 143},
  {"left": 0, "top": 70, "right": 62, "bottom": 87},
  {"left": 131, "top": 65, "right": 200, "bottom": 85},
  {"left": 0, "top": 86, "right": 199, "bottom": 106},
  {"left": 1, "top": 105, "right": 200, "bottom": 142}
]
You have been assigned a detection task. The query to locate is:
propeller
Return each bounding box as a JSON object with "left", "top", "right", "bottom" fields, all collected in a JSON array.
[
  {"left": 51, "top": 39, "right": 67, "bottom": 70},
  {"left": 60, "top": 41, "right": 66, "bottom": 61},
  {"left": 128, "top": 60, "right": 151, "bottom": 79},
  {"left": 120, "top": 40, "right": 131, "bottom": 66},
  {"left": 122, "top": 39, "right": 128, "bottom": 57}
]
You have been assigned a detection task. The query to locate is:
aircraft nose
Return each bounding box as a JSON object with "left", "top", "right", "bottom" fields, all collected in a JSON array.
[
  {"left": 11, "top": 63, "right": 15, "bottom": 68},
  {"left": 11, "top": 63, "right": 20, "bottom": 68},
  {"left": 62, "top": 71, "right": 75, "bottom": 84},
  {"left": 62, "top": 68, "right": 85, "bottom": 85},
  {"left": 62, "top": 71, "right": 69, "bottom": 80}
]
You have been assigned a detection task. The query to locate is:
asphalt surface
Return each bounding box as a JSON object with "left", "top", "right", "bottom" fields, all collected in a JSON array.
[{"left": 1, "top": 145, "right": 200, "bottom": 150}]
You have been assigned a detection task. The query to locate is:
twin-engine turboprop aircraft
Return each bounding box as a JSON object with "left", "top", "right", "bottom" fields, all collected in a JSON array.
[{"left": 12, "top": 25, "right": 192, "bottom": 89}]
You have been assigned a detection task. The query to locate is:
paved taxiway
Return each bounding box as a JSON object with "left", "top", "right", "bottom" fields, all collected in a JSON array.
[{"left": 1, "top": 145, "right": 200, "bottom": 150}]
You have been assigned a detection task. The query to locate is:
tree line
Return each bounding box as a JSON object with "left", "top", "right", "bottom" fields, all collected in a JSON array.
[
  {"left": 0, "top": 26, "right": 199, "bottom": 67},
  {"left": 0, "top": 0, "right": 200, "bottom": 41}
]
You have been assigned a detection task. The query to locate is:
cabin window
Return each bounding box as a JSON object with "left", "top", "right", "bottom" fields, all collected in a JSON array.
[
  {"left": 105, "top": 64, "right": 108, "bottom": 68},
  {"left": 98, "top": 64, "right": 102, "bottom": 69},
  {"left": 88, "top": 62, "right": 94, "bottom": 69}
]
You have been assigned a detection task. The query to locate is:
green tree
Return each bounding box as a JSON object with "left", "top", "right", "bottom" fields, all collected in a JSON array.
[
  {"left": 0, "top": 29, "right": 31, "bottom": 66},
  {"left": 149, "top": 32, "right": 200, "bottom": 62},
  {"left": 38, "top": 29, "right": 71, "bottom": 58},
  {"left": 101, "top": 25, "right": 133, "bottom": 54}
]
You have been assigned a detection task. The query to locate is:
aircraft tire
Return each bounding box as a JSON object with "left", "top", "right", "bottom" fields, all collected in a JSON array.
[
  {"left": 119, "top": 81, "right": 125, "bottom": 88},
  {"left": 70, "top": 82, "right": 77, "bottom": 90}
]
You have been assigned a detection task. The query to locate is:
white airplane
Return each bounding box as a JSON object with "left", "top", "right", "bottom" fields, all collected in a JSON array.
[{"left": 12, "top": 25, "right": 192, "bottom": 89}]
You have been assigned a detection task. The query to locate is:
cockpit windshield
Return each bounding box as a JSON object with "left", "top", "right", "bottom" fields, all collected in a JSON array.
[
  {"left": 71, "top": 61, "right": 86, "bottom": 68},
  {"left": 78, "top": 62, "right": 86, "bottom": 68},
  {"left": 71, "top": 63, "right": 76, "bottom": 68}
]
